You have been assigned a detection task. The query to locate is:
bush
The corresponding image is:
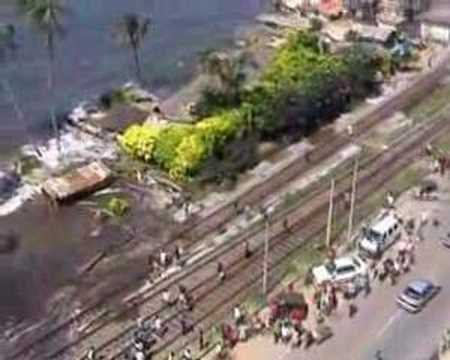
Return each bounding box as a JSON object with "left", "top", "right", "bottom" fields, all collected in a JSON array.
[
  {"left": 103, "top": 197, "right": 130, "bottom": 219},
  {"left": 118, "top": 124, "right": 161, "bottom": 162},
  {"left": 196, "top": 110, "right": 243, "bottom": 149},
  {"left": 119, "top": 31, "right": 381, "bottom": 181},
  {"left": 170, "top": 133, "right": 210, "bottom": 180},
  {"left": 153, "top": 125, "right": 195, "bottom": 171}
]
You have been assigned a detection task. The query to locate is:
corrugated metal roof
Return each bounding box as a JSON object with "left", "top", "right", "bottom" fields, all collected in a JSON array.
[{"left": 42, "top": 161, "right": 112, "bottom": 201}]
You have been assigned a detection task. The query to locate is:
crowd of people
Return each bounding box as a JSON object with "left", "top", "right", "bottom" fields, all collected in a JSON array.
[{"left": 82, "top": 179, "right": 433, "bottom": 360}]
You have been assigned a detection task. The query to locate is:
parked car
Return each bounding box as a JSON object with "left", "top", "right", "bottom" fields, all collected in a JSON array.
[
  {"left": 396, "top": 279, "right": 439, "bottom": 313},
  {"left": 312, "top": 255, "right": 368, "bottom": 286},
  {"left": 358, "top": 212, "right": 401, "bottom": 258}
]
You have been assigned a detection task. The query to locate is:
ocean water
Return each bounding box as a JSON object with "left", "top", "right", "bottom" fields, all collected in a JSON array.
[{"left": 0, "top": 0, "right": 269, "bottom": 152}]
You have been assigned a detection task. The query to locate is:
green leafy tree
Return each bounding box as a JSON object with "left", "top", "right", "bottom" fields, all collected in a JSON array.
[
  {"left": 18, "top": 0, "right": 67, "bottom": 147},
  {"left": 112, "top": 13, "right": 151, "bottom": 83}
]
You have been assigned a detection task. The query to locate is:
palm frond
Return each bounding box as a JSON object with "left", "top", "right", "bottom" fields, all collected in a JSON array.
[
  {"left": 17, "top": 0, "right": 66, "bottom": 39},
  {"left": 112, "top": 13, "right": 151, "bottom": 49}
]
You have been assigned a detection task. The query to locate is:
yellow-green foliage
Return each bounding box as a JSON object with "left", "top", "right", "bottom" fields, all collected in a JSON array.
[
  {"left": 171, "top": 133, "right": 209, "bottom": 180},
  {"left": 118, "top": 124, "right": 161, "bottom": 162},
  {"left": 153, "top": 124, "right": 196, "bottom": 171},
  {"left": 119, "top": 110, "right": 243, "bottom": 181},
  {"left": 196, "top": 110, "right": 243, "bottom": 148}
]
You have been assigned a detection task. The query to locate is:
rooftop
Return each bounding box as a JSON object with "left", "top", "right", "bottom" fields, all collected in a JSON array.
[{"left": 372, "top": 213, "right": 398, "bottom": 233}]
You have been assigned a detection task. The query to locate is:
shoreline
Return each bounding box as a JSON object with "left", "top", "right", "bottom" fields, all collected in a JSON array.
[{"left": 0, "top": 15, "right": 276, "bottom": 218}]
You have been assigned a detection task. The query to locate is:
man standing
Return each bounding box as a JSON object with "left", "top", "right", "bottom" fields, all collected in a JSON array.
[{"left": 217, "top": 261, "right": 226, "bottom": 283}]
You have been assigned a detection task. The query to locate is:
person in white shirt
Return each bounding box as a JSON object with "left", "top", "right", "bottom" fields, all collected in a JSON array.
[
  {"left": 86, "top": 347, "right": 96, "bottom": 360},
  {"left": 162, "top": 289, "right": 173, "bottom": 306},
  {"left": 233, "top": 305, "right": 242, "bottom": 325},
  {"left": 154, "top": 315, "right": 163, "bottom": 333},
  {"left": 347, "top": 124, "right": 354, "bottom": 137},
  {"left": 281, "top": 322, "right": 291, "bottom": 342},
  {"left": 182, "top": 348, "right": 193, "bottom": 360},
  {"left": 134, "top": 350, "right": 145, "bottom": 360},
  {"left": 386, "top": 192, "right": 395, "bottom": 208}
]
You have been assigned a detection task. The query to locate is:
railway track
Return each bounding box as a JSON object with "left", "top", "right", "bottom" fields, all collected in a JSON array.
[
  {"left": 109, "top": 112, "right": 450, "bottom": 360},
  {"left": 8, "top": 52, "right": 450, "bottom": 360},
  {"left": 37, "top": 105, "right": 450, "bottom": 359},
  {"left": 175, "top": 51, "right": 450, "bottom": 241}
]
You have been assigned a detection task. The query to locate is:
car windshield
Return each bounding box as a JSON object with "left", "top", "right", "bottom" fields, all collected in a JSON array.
[
  {"left": 367, "top": 229, "right": 382, "bottom": 243},
  {"left": 405, "top": 286, "right": 423, "bottom": 300},
  {"left": 325, "top": 262, "right": 336, "bottom": 274},
  {"left": 336, "top": 265, "right": 354, "bottom": 274}
]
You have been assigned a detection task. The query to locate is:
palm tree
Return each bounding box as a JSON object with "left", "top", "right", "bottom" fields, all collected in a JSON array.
[
  {"left": 17, "top": 0, "right": 66, "bottom": 148},
  {"left": 112, "top": 14, "right": 151, "bottom": 83},
  {"left": 0, "top": 24, "right": 16, "bottom": 59},
  {"left": 0, "top": 24, "right": 35, "bottom": 148}
]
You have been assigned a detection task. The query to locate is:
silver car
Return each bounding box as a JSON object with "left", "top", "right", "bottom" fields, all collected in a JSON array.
[{"left": 396, "top": 279, "right": 439, "bottom": 313}]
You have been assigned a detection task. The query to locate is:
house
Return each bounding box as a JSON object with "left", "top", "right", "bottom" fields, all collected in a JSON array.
[
  {"left": 280, "top": 0, "right": 343, "bottom": 17},
  {"left": 344, "top": 0, "right": 429, "bottom": 25},
  {"left": 420, "top": 0, "right": 450, "bottom": 44},
  {"left": 319, "top": 0, "right": 344, "bottom": 17}
]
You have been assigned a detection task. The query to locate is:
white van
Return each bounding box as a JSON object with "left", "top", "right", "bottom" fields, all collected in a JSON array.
[{"left": 358, "top": 212, "right": 401, "bottom": 258}]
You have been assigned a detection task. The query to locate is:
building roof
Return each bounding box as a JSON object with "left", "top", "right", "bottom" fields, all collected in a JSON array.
[
  {"left": 42, "top": 161, "right": 112, "bottom": 201},
  {"left": 89, "top": 104, "right": 149, "bottom": 133},
  {"left": 319, "top": 0, "right": 343, "bottom": 17},
  {"left": 357, "top": 24, "right": 395, "bottom": 43},
  {"left": 371, "top": 213, "right": 398, "bottom": 234},
  {"left": 420, "top": 0, "right": 450, "bottom": 26}
]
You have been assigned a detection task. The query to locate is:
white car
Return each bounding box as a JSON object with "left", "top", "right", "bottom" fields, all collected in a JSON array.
[{"left": 312, "top": 255, "right": 368, "bottom": 285}]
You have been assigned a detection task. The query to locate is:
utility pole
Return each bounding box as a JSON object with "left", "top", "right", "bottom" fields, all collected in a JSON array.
[
  {"left": 347, "top": 159, "right": 359, "bottom": 244},
  {"left": 261, "top": 206, "right": 274, "bottom": 296},
  {"left": 263, "top": 214, "right": 269, "bottom": 296},
  {"left": 326, "top": 179, "right": 335, "bottom": 249}
]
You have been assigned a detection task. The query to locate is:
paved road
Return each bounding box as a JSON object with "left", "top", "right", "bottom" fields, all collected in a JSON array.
[{"left": 283, "top": 203, "right": 450, "bottom": 360}]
